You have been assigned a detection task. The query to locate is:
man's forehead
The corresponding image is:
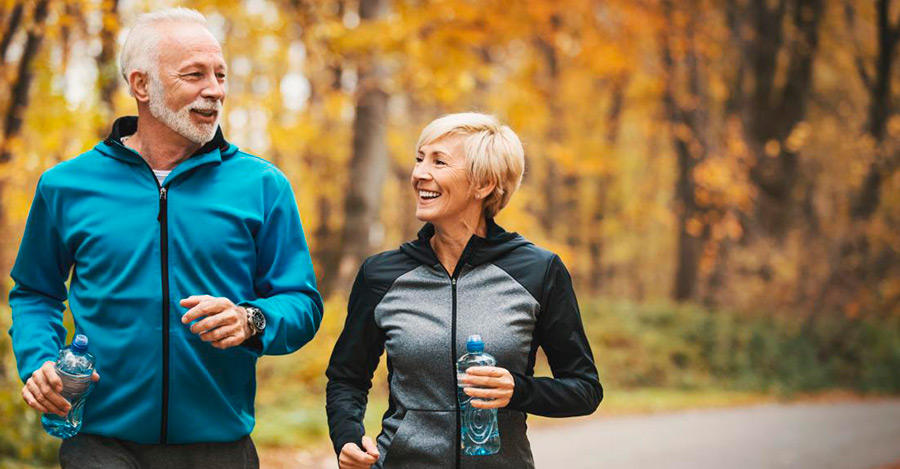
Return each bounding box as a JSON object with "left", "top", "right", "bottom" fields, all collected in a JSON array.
[{"left": 156, "top": 22, "right": 224, "bottom": 66}]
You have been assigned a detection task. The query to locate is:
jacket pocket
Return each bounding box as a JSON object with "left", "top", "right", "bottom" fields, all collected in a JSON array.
[
  {"left": 459, "top": 410, "right": 534, "bottom": 469},
  {"left": 383, "top": 410, "right": 455, "bottom": 468}
]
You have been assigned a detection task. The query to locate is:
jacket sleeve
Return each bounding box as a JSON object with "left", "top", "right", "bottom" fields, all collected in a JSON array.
[
  {"left": 8, "top": 179, "right": 72, "bottom": 383},
  {"left": 325, "top": 259, "right": 385, "bottom": 456},
  {"left": 239, "top": 179, "right": 324, "bottom": 356},
  {"left": 506, "top": 254, "right": 602, "bottom": 417}
]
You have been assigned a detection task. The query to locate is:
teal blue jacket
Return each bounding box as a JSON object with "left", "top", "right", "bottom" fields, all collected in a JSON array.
[{"left": 9, "top": 117, "right": 324, "bottom": 444}]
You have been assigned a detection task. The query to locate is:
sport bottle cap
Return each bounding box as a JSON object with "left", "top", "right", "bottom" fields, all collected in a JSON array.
[
  {"left": 71, "top": 334, "right": 89, "bottom": 354},
  {"left": 466, "top": 335, "right": 484, "bottom": 353}
]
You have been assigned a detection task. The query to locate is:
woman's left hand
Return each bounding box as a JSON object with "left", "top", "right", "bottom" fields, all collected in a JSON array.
[{"left": 460, "top": 366, "right": 515, "bottom": 409}]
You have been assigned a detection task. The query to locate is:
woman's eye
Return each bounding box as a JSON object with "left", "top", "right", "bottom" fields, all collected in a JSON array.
[
  {"left": 415, "top": 156, "right": 423, "bottom": 163},
  {"left": 435, "top": 159, "right": 446, "bottom": 166}
]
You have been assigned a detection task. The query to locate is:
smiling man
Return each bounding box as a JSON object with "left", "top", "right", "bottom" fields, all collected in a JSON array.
[{"left": 8, "top": 8, "right": 323, "bottom": 468}]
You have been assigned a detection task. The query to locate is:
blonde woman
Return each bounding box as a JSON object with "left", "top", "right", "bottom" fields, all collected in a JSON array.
[{"left": 326, "top": 113, "right": 602, "bottom": 469}]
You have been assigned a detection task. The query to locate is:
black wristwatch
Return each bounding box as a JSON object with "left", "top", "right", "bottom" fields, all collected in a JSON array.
[{"left": 245, "top": 306, "right": 266, "bottom": 336}]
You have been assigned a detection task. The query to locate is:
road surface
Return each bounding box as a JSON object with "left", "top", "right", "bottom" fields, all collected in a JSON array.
[
  {"left": 531, "top": 400, "right": 900, "bottom": 469},
  {"left": 268, "top": 400, "right": 900, "bottom": 468}
]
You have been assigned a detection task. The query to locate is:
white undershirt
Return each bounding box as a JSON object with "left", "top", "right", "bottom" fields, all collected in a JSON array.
[
  {"left": 152, "top": 170, "right": 171, "bottom": 186},
  {"left": 121, "top": 134, "right": 171, "bottom": 186}
]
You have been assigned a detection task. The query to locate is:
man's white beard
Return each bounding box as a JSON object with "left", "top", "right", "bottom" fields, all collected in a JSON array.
[{"left": 148, "top": 75, "right": 222, "bottom": 145}]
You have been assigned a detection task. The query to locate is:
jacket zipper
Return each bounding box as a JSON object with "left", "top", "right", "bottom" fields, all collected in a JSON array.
[
  {"left": 157, "top": 185, "right": 170, "bottom": 443},
  {"left": 116, "top": 140, "right": 172, "bottom": 442},
  {"left": 451, "top": 276, "right": 460, "bottom": 469}
]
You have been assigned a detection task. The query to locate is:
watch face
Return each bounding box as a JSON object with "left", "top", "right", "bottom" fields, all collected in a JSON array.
[{"left": 251, "top": 308, "right": 266, "bottom": 331}]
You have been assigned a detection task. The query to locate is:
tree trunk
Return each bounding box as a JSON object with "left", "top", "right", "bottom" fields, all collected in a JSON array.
[
  {"left": 852, "top": 0, "right": 899, "bottom": 220},
  {"left": 1, "top": 0, "right": 50, "bottom": 163},
  {"left": 0, "top": 0, "right": 51, "bottom": 301},
  {"left": 535, "top": 15, "right": 565, "bottom": 242},
  {"left": 0, "top": 2, "right": 24, "bottom": 64},
  {"left": 95, "top": 0, "right": 121, "bottom": 130},
  {"left": 731, "top": 0, "right": 824, "bottom": 236},
  {"left": 336, "top": 0, "right": 390, "bottom": 289},
  {"left": 663, "top": 0, "right": 708, "bottom": 302},
  {"left": 588, "top": 77, "right": 626, "bottom": 295},
  {"left": 807, "top": 0, "right": 899, "bottom": 328}
]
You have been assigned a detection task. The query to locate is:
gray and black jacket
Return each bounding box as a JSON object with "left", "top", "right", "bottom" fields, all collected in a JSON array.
[{"left": 326, "top": 220, "right": 602, "bottom": 468}]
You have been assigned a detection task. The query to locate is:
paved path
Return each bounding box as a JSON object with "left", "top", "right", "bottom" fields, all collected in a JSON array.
[
  {"left": 531, "top": 400, "right": 900, "bottom": 469},
  {"left": 275, "top": 400, "right": 900, "bottom": 468}
]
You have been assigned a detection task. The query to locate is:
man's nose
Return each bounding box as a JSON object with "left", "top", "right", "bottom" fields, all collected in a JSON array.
[{"left": 201, "top": 74, "right": 225, "bottom": 101}]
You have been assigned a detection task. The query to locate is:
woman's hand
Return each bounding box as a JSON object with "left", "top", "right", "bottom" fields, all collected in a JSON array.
[
  {"left": 460, "top": 366, "right": 515, "bottom": 409},
  {"left": 339, "top": 436, "right": 379, "bottom": 469}
]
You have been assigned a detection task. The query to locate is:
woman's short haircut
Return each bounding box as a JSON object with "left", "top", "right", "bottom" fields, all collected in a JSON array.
[
  {"left": 416, "top": 113, "right": 525, "bottom": 219},
  {"left": 119, "top": 7, "right": 208, "bottom": 95}
]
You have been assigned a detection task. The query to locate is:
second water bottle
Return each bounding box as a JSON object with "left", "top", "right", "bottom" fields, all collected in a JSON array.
[{"left": 456, "top": 334, "right": 501, "bottom": 456}]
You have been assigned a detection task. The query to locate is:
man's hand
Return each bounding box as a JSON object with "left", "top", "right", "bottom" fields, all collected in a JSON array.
[
  {"left": 22, "top": 360, "right": 100, "bottom": 416},
  {"left": 339, "top": 436, "right": 379, "bottom": 469},
  {"left": 180, "top": 295, "right": 252, "bottom": 349},
  {"left": 459, "top": 366, "right": 515, "bottom": 409}
]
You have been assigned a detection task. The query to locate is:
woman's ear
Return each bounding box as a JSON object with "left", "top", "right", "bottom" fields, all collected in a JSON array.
[{"left": 475, "top": 181, "right": 497, "bottom": 200}]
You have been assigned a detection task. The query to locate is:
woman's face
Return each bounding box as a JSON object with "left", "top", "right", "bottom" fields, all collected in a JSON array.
[{"left": 412, "top": 135, "right": 476, "bottom": 224}]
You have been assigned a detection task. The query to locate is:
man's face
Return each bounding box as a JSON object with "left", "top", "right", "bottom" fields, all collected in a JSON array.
[{"left": 148, "top": 24, "right": 226, "bottom": 145}]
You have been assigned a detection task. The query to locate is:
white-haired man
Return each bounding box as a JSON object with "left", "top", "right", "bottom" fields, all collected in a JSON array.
[{"left": 8, "top": 8, "right": 323, "bottom": 467}]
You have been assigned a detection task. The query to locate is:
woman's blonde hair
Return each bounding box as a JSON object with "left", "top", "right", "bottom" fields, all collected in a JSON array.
[{"left": 416, "top": 113, "right": 525, "bottom": 219}]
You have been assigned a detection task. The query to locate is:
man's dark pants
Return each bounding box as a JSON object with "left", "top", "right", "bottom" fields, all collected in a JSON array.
[{"left": 59, "top": 433, "right": 259, "bottom": 468}]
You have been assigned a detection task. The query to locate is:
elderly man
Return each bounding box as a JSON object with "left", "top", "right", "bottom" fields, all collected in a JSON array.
[{"left": 8, "top": 7, "right": 323, "bottom": 467}]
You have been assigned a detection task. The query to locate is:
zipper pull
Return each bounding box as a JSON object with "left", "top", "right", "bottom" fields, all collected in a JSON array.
[
  {"left": 159, "top": 187, "right": 167, "bottom": 201},
  {"left": 451, "top": 278, "right": 457, "bottom": 286}
]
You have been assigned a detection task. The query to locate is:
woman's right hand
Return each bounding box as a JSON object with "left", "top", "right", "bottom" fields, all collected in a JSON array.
[{"left": 339, "top": 436, "right": 380, "bottom": 469}]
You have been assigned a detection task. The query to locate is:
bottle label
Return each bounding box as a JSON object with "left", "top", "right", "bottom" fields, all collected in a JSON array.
[{"left": 57, "top": 368, "right": 92, "bottom": 401}]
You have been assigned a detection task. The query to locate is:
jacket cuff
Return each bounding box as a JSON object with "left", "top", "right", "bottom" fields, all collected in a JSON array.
[
  {"left": 332, "top": 431, "right": 364, "bottom": 457},
  {"left": 507, "top": 371, "right": 531, "bottom": 411}
]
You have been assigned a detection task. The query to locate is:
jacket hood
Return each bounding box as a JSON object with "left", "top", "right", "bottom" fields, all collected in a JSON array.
[
  {"left": 399, "top": 218, "right": 532, "bottom": 272},
  {"left": 95, "top": 116, "right": 237, "bottom": 163}
]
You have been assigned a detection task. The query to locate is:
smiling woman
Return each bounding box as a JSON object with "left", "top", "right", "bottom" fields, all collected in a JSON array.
[{"left": 326, "top": 113, "right": 603, "bottom": 469}]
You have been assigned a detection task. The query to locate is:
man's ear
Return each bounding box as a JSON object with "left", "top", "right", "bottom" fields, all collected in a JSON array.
[{"left": 129, "top": 70, "right": 151, "bottom": 103}]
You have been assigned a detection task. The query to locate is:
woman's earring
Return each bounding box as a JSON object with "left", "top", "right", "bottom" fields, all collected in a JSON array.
[{"left": 476, "top": 194, "right": 482, "bottom": 199}]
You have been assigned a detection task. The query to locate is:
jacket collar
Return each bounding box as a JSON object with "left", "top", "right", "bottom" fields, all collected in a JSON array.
[
  {"left": 96, "top": 116, "right": 230, "bottom": 179},
  {"left": 400, "top": 218, "right": 530, "bottom": 274}
]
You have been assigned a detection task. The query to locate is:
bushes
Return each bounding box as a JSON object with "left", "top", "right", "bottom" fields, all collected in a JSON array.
[
  {"left": 581, "top": 299, "right": 900, "bottom": 394},
  {"left": 0, "top": 308, "right": 59, "bottom": 468}
]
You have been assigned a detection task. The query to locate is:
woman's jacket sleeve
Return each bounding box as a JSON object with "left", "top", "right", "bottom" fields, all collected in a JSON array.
[
  {"left": 506, "top": 254, "right": 603, "bottom": 417},
  {"left": 325, "top": 259, "right": 385, "bottom": 456}
]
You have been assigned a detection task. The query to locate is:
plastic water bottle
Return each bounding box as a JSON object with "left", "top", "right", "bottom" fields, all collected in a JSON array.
[
  {"left": 456, "top": 335, "right": 501, "bottom": 456},
  {"left": 41, "top": 334, "right": 95, "bottom": 439}
]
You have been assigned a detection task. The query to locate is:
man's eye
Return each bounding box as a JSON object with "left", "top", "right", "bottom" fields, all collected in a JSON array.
[
  {"left": 216, "top": 73, "right": 226, "bottom": 80},
  {"left": 415, "top": 156, "right": 423, "bottom": 163}
]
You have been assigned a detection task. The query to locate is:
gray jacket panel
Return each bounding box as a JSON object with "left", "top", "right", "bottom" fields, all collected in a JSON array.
[{"left": 373, "top": 263, "right": 538, "bottom": 468}]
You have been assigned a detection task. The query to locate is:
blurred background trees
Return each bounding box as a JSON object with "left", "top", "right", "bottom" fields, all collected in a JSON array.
[{"left": 1, "top": 0, "right": 899, "bottom": 466}]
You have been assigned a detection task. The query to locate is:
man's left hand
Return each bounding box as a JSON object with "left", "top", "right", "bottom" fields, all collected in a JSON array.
[{"left": 180, "top": 295, "right": 252, "bottom": 349}]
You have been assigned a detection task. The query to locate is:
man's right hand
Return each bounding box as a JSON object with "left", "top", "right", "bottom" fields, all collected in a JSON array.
[
  {"left": 339, "top": 436, "right": 379, "bottom": 469},
  {"left": 22, "top": 360, "right": 99, "bottom": 416}
]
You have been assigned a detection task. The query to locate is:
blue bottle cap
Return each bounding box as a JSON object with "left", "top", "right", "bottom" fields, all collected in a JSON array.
[
  {"left": 71, "top": 334, "right": 89, "bottom": 354},
  {"left": 466, "top": 335, "right": 484, "bottom": 353}
]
